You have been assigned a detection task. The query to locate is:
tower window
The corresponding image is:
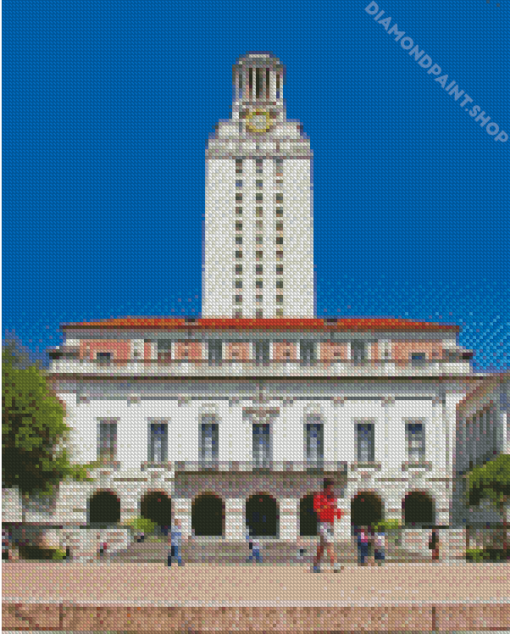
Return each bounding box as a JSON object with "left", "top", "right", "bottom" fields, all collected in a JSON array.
[
  {"left": 256, "top": 68, "right": 262, "bottom": 99},
  {"left": 234, "top": 280, "right": 242, "bottom": 289},
  {"left": 256, "top": 193, "right": 263, "bottom": 202},
  {"left": 256, "top": 251, "right": 263, "bottom": 260},
  {"left": 276, "top": 308, "right": 283, "bottom": 317},
  {"left": 256, "top": 265, "right": 263, "bottom": 275},
  {"left": 235, "top": 236, "right": 242, "bottom": 245},
  {"left": 266, "top": 68, "right": 270, "bottom": 99},
  {"left": 256, "top": 235, "right": 263, "bottom": 245},
  {"left": 256, "top": 279, "right": 263, "bottom": 289},
  {"left": 249, "top": 68, "right": 253, "bottom": 99},
  {"left": 256, "top": 180, "right": 263, "bottom": 189},
  {"left": 276, "top": 295, "right": 283, "bottom": 304},
  {"left": 276, "top": 265, "right": 283, "bottom": 275},
  {"left": 276, "top": 222, "right": 283, "bottom": 231},
  {"left": 275, "top": 193, "right": 283, "bottom": 203},
  {"left": 236, "top": 207, "right": 243, "bottom": 216},
  {"left": 256, "top": 159, "right": 263, "bottom": 174},
  {"left": 235, "top": 251, "right": 243, "bottom": 259},
  {"left": 276, "top": 279, "right": 283, "bottom": 289},
  {"left": 276, "top": 237, "right": 283, "bottom": 245},
  {"left": 236, "top": 222, "right": 243, "bottom": 231},
  {"left": 256, "top": 295, "right": 263, "bottom": 303},
  {"left": 256, "top": 220, "right": 263, "bottom": 230},
  {"left": 256, "top": 309, "right": 263, "bottom": 318},
  {"left": 276, "top": 251, "right": 283, "bottom": 260},
  {"left": 236, "top": 180, "right": 243, "bottom": 188},
  {"left": 276, "top": 74, "right": 280, "bottom": 99},
  {"left": 236, "top": 193, "right": 243, "bottom": 202},
  {"left": 276, "top": 208, "right": 283, "bottom": 217},
  {"left": 234, "top": 295, "right": 243, "bottom": 304},
  {"left": 256, "top": 207, "right": 263, "bottom": 217},
  {"left": 236, "top": 159, "right": 243, "bottom": 173},
  {"left": 235, "top": 265, "right": 243, "bottom": 275}
]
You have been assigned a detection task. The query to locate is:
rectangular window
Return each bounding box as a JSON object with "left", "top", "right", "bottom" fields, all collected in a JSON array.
[
  {"left": 98, "top": 421, "right": 117, "bottom": 463},
  {"left": 255, "top": 264, "right": 263, "bottom": 275},
  {"left": 208, "top": 340, "right": 222, "bottom": 365},
  {"left": 275, "top": 193, "right": 283, "bottom": 203},
  {"left": 276, "top": 295, "right": 283, "bottom": 304},
  {"left": 234, "top": 279, "right": 243, "bottom": 289},
  {"left": 356, "top": 423, "right": 374, "bottom": 462},
  {"left": 406, "top": 422, "right": 425, "bottom": 462},
  {"left": 235, "top": 250, "right": 243, "bottom": 259},
  {"left": 256, "top": 193, "right": 263, "bottom": 202},
  {"left": 253, "top": 423, "right": 271, "bottom": 468},
  {"left": 256, "top": 279, "right": 263, "bottom": 289},
  {"left": 256, "top": 294, "right": 263, "bottom": 303},
  {"left": 148, "top": 422, "right": 168, "bottom": 463},
  {"left": 235, "top": 264, "right": 243, "bottom": 275},
  {"left": 157, "top": 340, "right": 172, "bottom": 363},
  {"left": 351, "top": 341, "right": 366, "bottom": 365},
  {"left": 256, "top": 251, "right": 263, "bottom": 260},
  {"left": 236, "top": 159, "right": 243, "bottom": 174},
  {"left": 276, "top": 308, "right": 284, "bottom": 317},
  {"left": 255, "top": 340, "right": 270, "bottom": 364},
  {"left": 276, "top": 279, "right": 283, "bottom": 289},
  {"left": 256, "top": 235, "right": 263, "bottom": 245},
  {"left": 276, "top": 265, "right": 283, "bottom": 275},
  {"left": 256, "top": 220, "right": 263, "bottom": 230},
  {"left": 276, "top": 222, "right": 283, "bottom": 232},
  {"left": 234, "top": 310, "right": 243, "bottom": 318},
  {"left": 256, "top": 158, "right": 263, "bottom": 173},
  {"left": 275, "top": 208, "right": 283, "bottom": 217},
  {"left": 235, "top": 193, "right": 243, "bottom": 202},
  {"left": 235, "top": 236, "right": 243, "bottom": 245},
  {"left": 200, "top": 416, "right": 219, "bottom": 466},
  {"left": 256, "top": 180, "right": 263, "bottom": 189},
  {"left": 236, "top": 180, "right": 243, "bottom": 188},
  {"left": 234, "top": 295, "right": 242, "bottom": 304},
  {"left": 256, "top": 309, "right": 263, "bottom": 318},
  {"left": 96, "top": 352, "right": 112, "bottom": 365},
  {"left": 236, "top": 207, "right": 243, "bottom": 216},
  {"left": 276, "top": 251, "right": 283, "bottom": 260},
  {"left": 276, "top": 236, "right": 283, "bottom": 245},
  {"left": 411, "top": 352, "right": 427, "bottom": 366},
  {"left": 305, "top": 418, "right": 324, "bottom": 466},
  {"left": 300, "top": 340, "right": 316, "bottom": 365},
  {"left": 236, "top": 222, "right": 243, "bottom": 231},
  {"left": 256, "top": 207, "right": 263, "bottom": 216}
]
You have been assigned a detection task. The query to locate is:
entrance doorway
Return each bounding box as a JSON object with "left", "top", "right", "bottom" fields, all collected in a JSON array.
[
  {"left": 192, "top": 493, "right": 225, "bottom": 536},
  {"left": 299, "top": 493, "right": 318, "bottom": 536},
  {"left": 246, "top": 493, "right": 279, "bottom": 537},
  {"left": 140, "top": 491, "right": 172, "bottom": 531},
  {"left": 88, "top": 490, "right": 121, "bottom": 526},
  {"left": 351, "top": 491, "right": 383, "bottom": 529}
]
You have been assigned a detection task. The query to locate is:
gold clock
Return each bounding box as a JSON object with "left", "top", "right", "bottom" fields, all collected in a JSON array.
[{"left": 246, "top": 110, "right": 272, "bottom": 134}]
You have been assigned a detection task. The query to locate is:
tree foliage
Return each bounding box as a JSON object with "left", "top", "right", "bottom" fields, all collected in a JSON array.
[
  {"left": 466, "top": 454, "right": 510, "bottom": 510},
  {"left": 2, "top": 339, "right": 90, "bottom": 498}
]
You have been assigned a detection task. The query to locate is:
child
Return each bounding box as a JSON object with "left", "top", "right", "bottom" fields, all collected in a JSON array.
[
  {"left": 357, "top": 526, "right": 370, "bottom": 566},
  {"left": 374, "top": 530, "right": 386, "bottom": 566},
  {"left": 297, "top": 536, "right": 307, "bottom": 561}
]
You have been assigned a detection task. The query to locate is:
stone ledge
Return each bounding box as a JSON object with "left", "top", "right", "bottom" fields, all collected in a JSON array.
[{"left": 3, "top": 602, "right": 509, "bottom": 632}]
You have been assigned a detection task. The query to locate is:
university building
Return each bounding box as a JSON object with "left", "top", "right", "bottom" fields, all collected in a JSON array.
[{"left": 5, "top": 53, "right": 507, "bottom": 556}]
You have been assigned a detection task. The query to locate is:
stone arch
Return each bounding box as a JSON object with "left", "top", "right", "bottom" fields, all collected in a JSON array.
[
  {"left": 192, "top": 492, "right": 225, "bottom": 537},
  {"left": 88, "top": 489, "right": 121, "bottom": 526},
  {"left": 140, "top": 491, "right": 172, "bottom": 530},
  {"left": 246, "top": 493, "right": 279, "bottom": 538},
  {"left": 299, "top": 493, "right": 318, "bottom": 537},
  {"left": 403, "top": 490, "right": 436, "bottom": 527},
  {"left": 351, "top": 490, "right": 383, "bottom": 529}
]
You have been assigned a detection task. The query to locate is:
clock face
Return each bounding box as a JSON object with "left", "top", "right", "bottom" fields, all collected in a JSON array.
[{"left": 246, "top": 110, "right": 272, "bottom": 134}]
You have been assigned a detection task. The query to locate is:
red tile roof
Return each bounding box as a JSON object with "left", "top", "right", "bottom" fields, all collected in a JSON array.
[{"left": 62, "top": 317, "right": 460, "bottom": 332}]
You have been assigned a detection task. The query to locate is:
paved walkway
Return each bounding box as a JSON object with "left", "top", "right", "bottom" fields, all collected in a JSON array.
[{"left": 4, "top": 561, "right": 509, "bottom": 607}]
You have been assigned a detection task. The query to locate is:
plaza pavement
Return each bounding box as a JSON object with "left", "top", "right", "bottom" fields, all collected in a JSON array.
[{"left": 3, "top": 561, "right": 510, "bottom": 631}]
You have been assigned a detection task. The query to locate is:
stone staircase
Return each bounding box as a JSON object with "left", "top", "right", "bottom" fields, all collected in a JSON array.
[{"left": 110, "top": 538, "right": 433, "bottom": 564}]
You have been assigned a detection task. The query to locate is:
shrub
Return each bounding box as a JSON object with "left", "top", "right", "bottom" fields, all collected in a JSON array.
[{"left": 123, "top": 517, "right": 157, "bottom": 535}]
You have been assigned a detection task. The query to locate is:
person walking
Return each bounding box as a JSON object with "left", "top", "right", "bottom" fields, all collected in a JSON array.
[
  {"left": 312, "top": 478, "right": 344, "bottom": 573},
  {"left": 246, "top": 528, "right": 262, "bottom": 563},
  {"left": 429, "top": 529, "right": 440, "bottom": 562},
  {"left": 296, "top": 536, "right": 307, "bottom": 562},
  {"left": 168, "top": 519, "right": 184, "bottom": 567}
]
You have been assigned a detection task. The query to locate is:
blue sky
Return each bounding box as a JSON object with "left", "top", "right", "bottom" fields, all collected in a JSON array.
[{"left": 3, "top": 0, "right": 509, "bottom": 371}]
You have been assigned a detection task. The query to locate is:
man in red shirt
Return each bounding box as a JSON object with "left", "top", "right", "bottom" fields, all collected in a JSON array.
[{"left": 312, "top": 478, "right": 344, "bottom": 573}]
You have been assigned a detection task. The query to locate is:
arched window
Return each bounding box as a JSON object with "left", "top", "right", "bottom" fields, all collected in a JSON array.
[
  {"left": 403, "top": 491, "right": 435, "bottom": 527},
  {"left": 350, "top": 492, "right": 383, "bottom": 529},
  {"left": 140, "top": 491, "right": 172, "bottom": 530}
]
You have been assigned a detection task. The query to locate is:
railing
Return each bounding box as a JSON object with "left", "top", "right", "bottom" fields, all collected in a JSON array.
[
  {"left": 49, "top": 358, "right": 472, "bottom": 377},
  {"left": 170, "top": 460, "right": 348, "bottom": 473}
]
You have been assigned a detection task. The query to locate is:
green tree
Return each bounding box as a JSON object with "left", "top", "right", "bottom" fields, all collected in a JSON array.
[
  {"left": 466, "top": 454, "right": 510, "bottom": 552},
  {"left": 2, "top": 339, "right": 90, "bottom": 518}
]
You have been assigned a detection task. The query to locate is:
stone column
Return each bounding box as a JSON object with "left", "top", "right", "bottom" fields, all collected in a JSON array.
[
  {"left": 225, "top": 498, "right": 244, "bottom": 540},
  {"left": 279, "top": 498, "right": 298, "bottom": 541}
]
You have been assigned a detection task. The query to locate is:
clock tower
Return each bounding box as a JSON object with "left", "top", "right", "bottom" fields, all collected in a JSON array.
[{"left": 203, "top": 52, "right": 314, "bottom": 319}]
